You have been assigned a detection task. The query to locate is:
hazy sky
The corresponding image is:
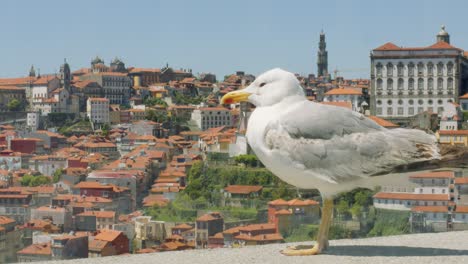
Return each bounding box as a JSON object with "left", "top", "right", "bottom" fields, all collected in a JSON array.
[{"left": 1, "top": 0, "right": 467, "bottom": 79}]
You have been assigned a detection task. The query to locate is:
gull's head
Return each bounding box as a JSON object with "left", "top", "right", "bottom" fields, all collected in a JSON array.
[{"left": 221, "top": 68, "right": 305, "bottom": 107}]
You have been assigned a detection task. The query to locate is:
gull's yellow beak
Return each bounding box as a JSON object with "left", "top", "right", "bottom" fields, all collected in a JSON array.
[{"left": 221, "top": 90, "right": 251, "bottom": 104}]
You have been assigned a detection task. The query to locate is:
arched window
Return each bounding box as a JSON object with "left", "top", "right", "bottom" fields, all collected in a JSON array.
[
  {"left": 448, "top": 77, "right": 453, "bottom": 89},
  {"left": 408, "top": 78, "right": 414, "bottom": 90},
  {"left": 376, "top": 63, "right": 383, "bottom": 76},
  {"left": 397, "top": 62, "right": 404, "bottom": 76},
  {"left": 387, "top": 78, "right": 393, "bottom": 90},
  {"left": 408, "top": 62, "right": 415, "bottom": 76},
  {"left": 376, "top": 78, "right": 383, "bottom": 89},
  {"left": 387, "top": 63, "right": 393, "bottom": 76},
  {"left": 437, "top": 78, "right": 443, "bottom": 90},
  {"left": 447, "top": 62, "right": 454, "bottom": 75},
  {"left": 427, "top": 62, "right": 434, "bottom": 76},
  {"left": 417, "top": 62, "right": 424, "bottom": 75},
  {"left": 397, "top": 78, "right": 404, "bottom": 90},
  {"left": 437, "top": 62, "right": 444, "bottom": 76},
  {"left": 418, "top": 78, "right": 424, "bottom": 90},
  {"left": 428, "top": 78, "right": 434, "bottom": 90}
]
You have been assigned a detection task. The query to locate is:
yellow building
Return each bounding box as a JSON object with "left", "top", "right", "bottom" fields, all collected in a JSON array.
[{"left": 437, "top": 130, "right": 468, "bottom": 146}]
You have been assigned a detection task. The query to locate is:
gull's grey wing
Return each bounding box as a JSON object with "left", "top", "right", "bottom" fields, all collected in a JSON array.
[
  {"left": 276, "top": 101, "right": 383, "bottom": 140},
  {"left": 264, "top": 101, "right": 439, "bottom": 183}
]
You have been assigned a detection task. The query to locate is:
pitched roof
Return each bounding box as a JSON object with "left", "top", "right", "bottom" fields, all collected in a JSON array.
[
  {"left": 325, "top": 88, "right": 362, "bottom": 95},
  {"left": 438, "top": 130, "right": 468, "bottom": 136},
  {"left": 373, "top": 192, "right": 450, "bottom": 201},
  {"left": 455, "top": 178, "right": 468, "bottom": 185},
  {"left": 460, "top": 93, "right": 468, "bottom": 99},
  {"left": 287, "top": 199, "right": 319, "bottom": 206},
  {"left": 409, "top": 171, "right": 455, "bottom": 179},
  {"left": 197, "top": 212, "right": 222, "bottom": 222},
  {"left": 77, "top": 211, "right": 116, "bottom": 218},
  {"left": 411, "top": 206, "right": 449, "bottom": 213},
  {"left": 268, "top": 199, "right": 289, "bottom": 206},
  {"left": 172, "top": 223, "right": 193, "bottom": 230},
  {"left": 455, "top": 206, "right": 468, "bottom": 213},
  {"left": 374, "top": 42, "right": 400, "bottom": 51},
  {"left": 17, "top": 242, "right": 51, "bottom": 255},
  {"left": 374, "top": 41, "right": 462, "bottom": 51},
  {"left": 89, "top": 239, "right": 110, "bottom": 251},
  {"left": 367, "top": 116, "right": 399, "bottom": 128},
  {"left": 94, "top": 229, "right": 123, "bottom": 242},
  {"left": 224, "top": 185, "right": 263, "bottom": 194},
  {"left": 0, "top": 216, "right": 15, "bottom": 225}
]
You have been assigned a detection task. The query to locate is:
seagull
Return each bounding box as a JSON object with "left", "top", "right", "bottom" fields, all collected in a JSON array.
[{"left": 220, "top": 68, "right": 442, "bottom": 256}]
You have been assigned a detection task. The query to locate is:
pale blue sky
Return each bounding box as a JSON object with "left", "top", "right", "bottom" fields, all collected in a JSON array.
[{"left": 0, "top": 0, "right": 467, "bottom": 79}]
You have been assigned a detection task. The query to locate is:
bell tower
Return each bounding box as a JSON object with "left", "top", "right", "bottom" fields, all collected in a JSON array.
[{"left": 317, "top": 30, "right": 328, "bottom": 77}]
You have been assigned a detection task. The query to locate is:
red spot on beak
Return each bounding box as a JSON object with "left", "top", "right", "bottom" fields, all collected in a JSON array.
[{"left": 224, "top": 98, "right": 233, "bottom": 104}]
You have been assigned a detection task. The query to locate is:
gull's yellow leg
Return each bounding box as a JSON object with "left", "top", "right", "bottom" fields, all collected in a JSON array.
[{"left": 281, "top": 198, "right": 334, "bottom": 256}]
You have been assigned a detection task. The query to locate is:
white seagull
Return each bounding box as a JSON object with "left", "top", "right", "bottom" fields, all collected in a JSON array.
[{"left": 221, "top": 68, "right": 441, "bottom": 256}]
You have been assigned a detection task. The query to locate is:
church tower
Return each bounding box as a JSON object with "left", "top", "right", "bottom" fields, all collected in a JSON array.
[
  {"left": 317, "top": 30, "right": 328, "bottom": 77},
  {"left": 437, "top": 25, "right": 450, "bottom": 44},
  {"left": 29, "top": 65, "right": 36, "bottom": 77},
  {"left": 60, "top": 58, "right": 71, "bottom": 90}
]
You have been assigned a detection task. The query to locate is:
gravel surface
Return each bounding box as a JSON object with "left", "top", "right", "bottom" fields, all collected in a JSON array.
[{"left": 36, "top": 231, "right": 468, "bottom": 264}]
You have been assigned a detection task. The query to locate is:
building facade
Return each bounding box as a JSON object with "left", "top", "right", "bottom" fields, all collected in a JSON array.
[
  {"left": 370, "top": 26, "right": 468, "bottom": 124},
  {"left": 87, "top": 98, "right": 110, "bottom": 125}
]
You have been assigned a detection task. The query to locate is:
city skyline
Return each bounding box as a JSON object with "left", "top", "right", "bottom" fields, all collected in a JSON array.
[{"left": 1, "top": 0, "right": 468, "bottom": 79}]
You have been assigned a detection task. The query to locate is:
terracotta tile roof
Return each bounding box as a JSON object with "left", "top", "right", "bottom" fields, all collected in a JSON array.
[
  {"left": 319, "top": 101, "right": 352, "bottom": 110},
  {"left": 374, "top": 41, "right": 462, "bottom": 51},
  {"left": 287, "top": 199, "right": 319, "bottom": 206},
  {"left": 142, "top": 194, "right": 169, "bottom": 207},
  {"left": 238, "top": 223, "right": 276, "bottom": 232},
  {"left": 77, "top": 211, "right": 116, "bottom": 219},
  {"left": 460, "top": 93, "right": 468, "bottom": 99},
  {"left": 268, "top": 199, "right": 289, "bottom": 206},
  {"left": 197, "top": 212, "right": 222, "bottom": 222},
  {"left": 89, "top": 239, "right": 110, "bottom": 251},
  {"left": 455, "top": 206, "right": 468, "bottom": 213},
  {"left": 438, "top": 130, "right": 468, "bottom": 135},
  {"left": 275, "top": 209, "right": 293, "bottom": 215},
  {"left": 94, "top": 229, "right": 123, "bottom": 242},
  {"left": 374, "top": 42, "right": 400, "bottom": 51},
  {"left": 411, "top": 206, "right": 449, "bottom": 213},
  {"left": 368, "top": 116, "right": 399, "bottom": 128},
  {"left": 0, "top": 85, "right": 25, "bottom": 91},
  {"left": 373, "top": 192, "right": 450, "bottom": 201},
  {"left": 325, "top": 88, "right": 362, "bottom": 95},
  {"left": 129, "top": 68, "right": 161, "bottom": 74},
  {"left": 455, "top": 178, "right": 468, "bottom": 185},
  {"left": 0, "top": 76, "right": 35, "bottom": 86},
  {"left": 409, "top": 171, "right": 455, "bottom": 179},
  {"left": 0, "top": 216, "right": 15, "bottom": 225},
  {"left": 223, "top": 226, "right": 241, "bottom": 235},
  {"left": 223, "top": 185, "right": 262, "bottom": 195},
  {"left": 17, "top": 242, "right": 51, "bottom": 255}
]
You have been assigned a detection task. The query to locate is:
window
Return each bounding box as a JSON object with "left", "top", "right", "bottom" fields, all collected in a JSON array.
[
  {"left": 437, "top": 78, "right": 443, "bottom": 90},
  {"left": 418, "top": 99, "right": 424, "bottom": 105},
  {"left": 376, "top": 63, "right": 382, "bottom": 76},
  {"left": 387, "top": 99, "right": 393, "bottom": 105},
  {"left": 376, "top": 79, "right": 382, "bottom": 89},
  {"left": 438, "top": 107, "right": 444, "bottom": 114},
  {"left": 427, "top": 63, "right": 434, "bottom": 76},
  {"left": 417, "top": 62, "right": 424, "bottom": 75},
  {"left": 408, "top": 108, "right": 414, "bottom": 115},
  {"left": 428, "top": 78, "right": 433, "bottom": 90},
  {"left": 408, "top": 62, "right": 415, "bottom": 76},
  {"left": 387, "top": 107, "right": 393, "bottom": 115},
  {"left": 397, "top": 78, "right": 404, "bottom": 90},
  {"left": 418, "top": 78, "right": 424, "bottom": 90},
  {"left": 418, "top": 107, "right": 424, "bottom": 113},
  {"left": 437, "top": 62, "right": 443, "bottom": 75},
  {"left": 376, "top": 108, "right": 382, "bottom": 115},
  {"left": 409, "top": 99, "right": 414, "bottom": 105},
  {"left": 387, "top": 63, "right": 393, "bottom": 76},
  {"left": 428, "top": 99, "right": 433, "bottom": 105},
  {"left": 397, "top": 63, "right": 404, "bottom": 76},
  {"left": 448, "top": 78, "right": 453, "bottom": 89},
  {"left": 447, "top": 62, "right": 454, "bottom": 75},
  {"left": 398, "top": 107, "right": 404, "bottom": 115},
  {"left": 387, "top": 78, "right": 393, "bottom": 90},
  {"left": 398, "top": 99, "right": 403, "bottom": 105}
]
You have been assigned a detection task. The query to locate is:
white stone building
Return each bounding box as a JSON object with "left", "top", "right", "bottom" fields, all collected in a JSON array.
[
  {"left": 370, "top": 26, "right": 468, "bottom": 124},
  {"left": 191, "top": 106, "right": 232, "bottom": 131},
  {"left": 87, "top": 98, "right": 110, "bottom": 124},
  {"left": 27, "top": 112, "right": 40, "bottom": 131},
  {"left": 323, "top": 87, "right": 362, "bottom": 111}
]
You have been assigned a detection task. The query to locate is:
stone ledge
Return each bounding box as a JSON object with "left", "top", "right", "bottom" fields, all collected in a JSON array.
[{"left": 37, "top": 231, "right": 468, "bottom": 264}]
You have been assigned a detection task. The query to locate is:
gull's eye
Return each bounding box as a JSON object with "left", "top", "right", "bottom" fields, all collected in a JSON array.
[{"left": 259, "top": 82, "right": 266, "bottom": 87}]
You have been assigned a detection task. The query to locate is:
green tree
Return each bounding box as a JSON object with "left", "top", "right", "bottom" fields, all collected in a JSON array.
[
  {"left": 7, "top": 99, "right": 22, "bottom": 111},
  {"left": 336, "top": 199, "right": 349, "bottom": 220},
  {"left": 144, "top": 97, "right": 168, "bottom": 107},
  {"left": 53, "top": 169, "right": 63, "bottom": 183},
  {"left": 101, "top": 123, "right": 111, "bottom": 137},
  {"left": 21, "top": 175, "right": 51, "bottom": 187}
]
